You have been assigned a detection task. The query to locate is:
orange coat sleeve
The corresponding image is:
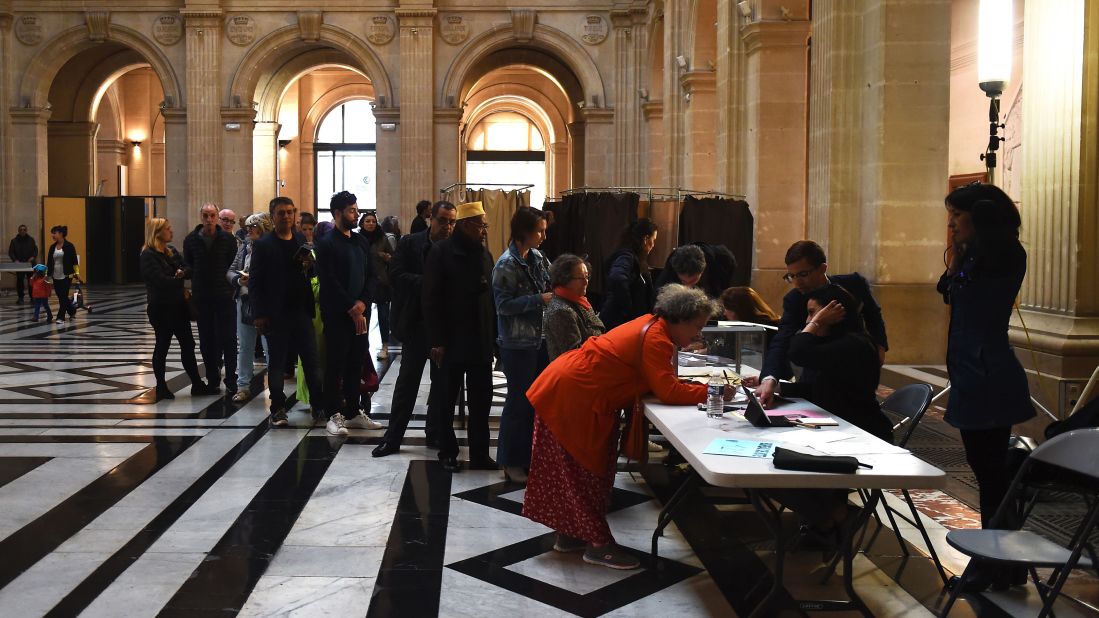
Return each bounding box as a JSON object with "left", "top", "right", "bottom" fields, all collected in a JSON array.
[{"left": 641, "top": 329, "right": 708, "bottom": 405}]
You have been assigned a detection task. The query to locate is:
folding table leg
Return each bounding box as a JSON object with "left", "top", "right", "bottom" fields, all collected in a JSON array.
[
  {"left": 746, "top": 489, "right": 788, "bottom": 618},
  {"left": 902, "top": 489, "right": 950, "bottom": 585},
  {"left": 651, "top": 472, "right": 699, "bottom": 561}
]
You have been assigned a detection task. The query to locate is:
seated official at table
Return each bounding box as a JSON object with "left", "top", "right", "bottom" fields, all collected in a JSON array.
[
  {"left": 749, "top": 284, "right": 892, "bottom": 443},
  {"left": 523, "top": 284, "right": 729, "bottom": 570}
]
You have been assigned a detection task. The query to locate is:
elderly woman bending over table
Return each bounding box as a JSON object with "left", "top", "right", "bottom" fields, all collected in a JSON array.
[{"left": 523, "top": 284, "right": 730, "bottom": 570}]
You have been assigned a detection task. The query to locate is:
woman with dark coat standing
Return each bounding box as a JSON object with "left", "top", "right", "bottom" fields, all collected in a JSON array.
[
  {"left": 598, "top": 219, "right": 658, "bottom": 330},
  {"left": 47, "top": 225, "right": 80, "bottom": 324},
  {"left": 139, "top": 218, "right": 204, "bottom": 401},
  {"left": 938, "top": 183, "right": 1034, "bottom": 539},
  {"left": 359, "top": 211, "right": 395, "bottom": 359}
]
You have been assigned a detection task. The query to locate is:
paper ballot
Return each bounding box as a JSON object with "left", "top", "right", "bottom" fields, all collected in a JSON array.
[{"left": 703, "top": 438, "right": 777, "bottom": 458}]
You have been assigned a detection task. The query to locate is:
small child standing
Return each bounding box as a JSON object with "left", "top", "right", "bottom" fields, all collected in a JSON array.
[{"left": 30, "top": 264, "right": 53, "bottom": 322}]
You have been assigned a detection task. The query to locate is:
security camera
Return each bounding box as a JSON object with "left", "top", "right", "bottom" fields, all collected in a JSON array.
[{"left": 676, "top": 55, "right": 688, "bottom": 69}]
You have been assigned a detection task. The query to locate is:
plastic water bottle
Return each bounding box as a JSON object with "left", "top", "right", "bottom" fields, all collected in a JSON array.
[{"left": 707, "top": 371, "right": 724, "bottom": 418}]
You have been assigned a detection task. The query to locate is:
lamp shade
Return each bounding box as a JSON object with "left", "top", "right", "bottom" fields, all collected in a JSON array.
[{"left": 977, "top": 0, "right": 1013, "bottom": 93}]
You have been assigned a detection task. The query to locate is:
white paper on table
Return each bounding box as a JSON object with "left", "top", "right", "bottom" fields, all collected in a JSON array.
[{"left": 811, "top": 438, "right": 909, "bottom": 456}]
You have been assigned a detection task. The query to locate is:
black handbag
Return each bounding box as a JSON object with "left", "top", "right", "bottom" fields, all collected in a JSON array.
[
  {"left": 240, "top": 294, "right": 254, "bottom": 326},
  {"left": 772, "top": 446, "right": 861, "bottom": 474}
]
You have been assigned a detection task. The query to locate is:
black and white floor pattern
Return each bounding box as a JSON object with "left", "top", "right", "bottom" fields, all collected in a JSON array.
[{"left": 1, "top": 285, "right": 1082, "bottom": 617}]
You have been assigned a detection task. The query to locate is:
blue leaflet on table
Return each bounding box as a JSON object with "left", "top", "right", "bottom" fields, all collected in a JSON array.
[{"left": 703, "top": 438, "right": 777, "bottom": 458}]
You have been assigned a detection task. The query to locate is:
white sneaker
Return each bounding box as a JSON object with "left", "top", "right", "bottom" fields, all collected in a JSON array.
[
  {"left": 345, "top": 412, "right": 384, "bottom": 430},
  {"left": 325, "top": 413, "right": 349, "bottom": 436},
  {"left": 648, "top": 440, "right": 665, "bottom": 453},
  {"left": 377, "top": 345, "right": 389, "bottom": 360}
]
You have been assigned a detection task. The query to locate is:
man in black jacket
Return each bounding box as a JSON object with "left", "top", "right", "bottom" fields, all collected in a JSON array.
[
  {"left": 250, "top": 197, "right": 324, "bottom": 427},
  {"left": 755, "top": 240, "right": 889, "bottom": 406},
  {"left": 373, "top": 200, "right": 457, "bottom": 458},
  {"left": 8, "top": 224, "right": 37, "bottom": 304},
  {"left": 315, "top": 190, "right": 383, "bottom": 436},
  {"left": 422, "top": 201, "right": 497, "bottom": 472},
  {"left": 183, "top": 203, "right": 239, "bottom": 394}
]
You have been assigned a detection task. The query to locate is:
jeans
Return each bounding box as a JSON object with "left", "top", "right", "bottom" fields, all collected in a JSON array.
[
  {"left": 496, "top": 344, "right": 548, "bottom": 468},
  {"left": 266, "top": 310, "right": 323, "bottom": 413},
  {"left": 383, "top": 331, "right": 443, "bottom": 446},
  {"left": 437, "top": 361, "right": 492, "bottom": 461},
  {"left": 195, "top": 296, "right": 238, "bottom": 389},
  {"left": 53, "top": 277, "right": 76, "bottom": 320},
  {"left": 960, "top": 426, "right": 1014, "bottom": 528},
  {"left": 322, "top": 311, "right": 367, "bottom": 418},
  {"left": 147, "top": 301, "right": 201, "bottom": 389},
  {"left": 236, "top": 297, "right": 268, "bottom": 390},
  {"left": 32, "top": 298, "right": 52, "bottom": 321}
]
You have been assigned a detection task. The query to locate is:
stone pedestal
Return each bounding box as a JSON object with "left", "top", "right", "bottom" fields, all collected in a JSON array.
[
  {"left": 611, "top": 8, "right": 647, "bottom": 186},
  {"left": 582, "top": 109, "right": 614, "bottom": 188},
  {"left": 221, "top": 107, "right": 256, "bottom": 215},
  {"left": 374, "top": 106, "right": 400, "bottom": 219},
  {"left": 182, "top": 9, "right": 223, "bottom": 228},
  {"left": 433, "top": 107, "right": 462, "bottom": 216},
  {"left": 396, "top": 9, "right": 435, "bottom": 212},
  {"left": 681, "top": 70, "right": 716, "bottom": 190},
  {"left": 162, "top": 108, "right": 188, "bottom": 224},
  {"left": 807, "top": 0, "right": 951, "bottom": 365},
  {"left": 9, "top": 108, "right": 50, "bottom": 237}
]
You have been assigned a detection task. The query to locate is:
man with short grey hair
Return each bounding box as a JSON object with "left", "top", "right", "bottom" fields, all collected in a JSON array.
[
  {"left": 218, "top": 209, "right": 240, "bottom": 247},
  {"left": 183, "top": 203, "right": 239, "bottom": 395}
]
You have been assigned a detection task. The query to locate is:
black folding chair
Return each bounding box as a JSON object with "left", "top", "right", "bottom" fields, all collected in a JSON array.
[{"left": 940, "top": 428, "right": 1099, "bottom": 617}]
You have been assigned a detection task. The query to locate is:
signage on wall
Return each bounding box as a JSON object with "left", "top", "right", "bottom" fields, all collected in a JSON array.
[
  {"left": 153, "top": 15, "right": 183, "bottom": 46},
  {"left": 367, "top": 15, "right": 395, "bottom": 45},
  {"left": 226, "top": 15, "right": 256, "bottom": 46},
  {"left": 438, "top": 14, "right": 469, "bottom": 45},
  {"left": 580, "top": 14, "right": 608, "bottom": 46},
  {"left": 15, "top": 14, "right": 43, "bottom": 46}
]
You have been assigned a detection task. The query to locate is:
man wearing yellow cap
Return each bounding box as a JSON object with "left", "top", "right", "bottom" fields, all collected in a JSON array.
[{"left": 422, "top": 201, "right": 497, "bottom": 472}]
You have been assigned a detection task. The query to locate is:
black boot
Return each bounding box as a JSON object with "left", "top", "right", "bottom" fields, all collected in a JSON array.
[{"left": 154, "top": 384, "right": 175, "bottom": 401}]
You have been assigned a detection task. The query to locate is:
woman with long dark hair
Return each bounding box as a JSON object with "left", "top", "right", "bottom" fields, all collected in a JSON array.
[
  {"left": 938, "top": 183, "right": 1034, "bottom": 586},
  {"left": 358, "top": 211, "right": 395, "bottom": 360},
  {"left": 139, "top": 218, "right": 204, "bottom": 400},
  {"left": 47, "top": 225, "right": 80, "bottom": 324},
  {"left": 599, "top": 218, "right": 658, "bottom": 330}
]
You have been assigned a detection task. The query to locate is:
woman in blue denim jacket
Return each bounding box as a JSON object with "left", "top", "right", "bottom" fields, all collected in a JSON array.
[{"left": 492, "top": 207, "right": 552, "bottom": 482}]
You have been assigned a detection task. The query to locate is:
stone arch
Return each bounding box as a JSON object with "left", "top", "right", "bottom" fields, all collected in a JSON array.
[
  {"left": 80, "top": 58, "right": 151, "bottom": 123},
  {"left": 18, "top": 24, "right": 183, "bottom": 110},
  {"left": 228, "top": 24, "right": 392, "bottom": 122},
  {"left": 462, "top": 87, "right": 566, "bottom": 146},
  {"left": 464, "top": 96, "right": 556, "bottom": 146},
  {"left": 440, "top": 23, "right": 607, "bottom": 109},
  {"left": 300, "top": 82, "right": 377, "bottom": 142}
]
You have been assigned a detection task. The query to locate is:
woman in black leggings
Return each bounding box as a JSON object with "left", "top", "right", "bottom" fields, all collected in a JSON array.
[
  {"left": 47, "top": 225, "right": 79, "bottom": 323},
  {"left": 938, "top": 182, "right": 1035, "bottom": 589},
  {"left": 139, "top": 218, "right": 205, "bottom": 401}
]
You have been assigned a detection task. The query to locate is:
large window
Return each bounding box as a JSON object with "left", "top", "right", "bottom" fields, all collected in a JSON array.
[
  {"left": 465, "top": 111, "right": 546, "bottom": 208},
  {"left": 315, "top": 99, "right": 376, "bottom": 219}
]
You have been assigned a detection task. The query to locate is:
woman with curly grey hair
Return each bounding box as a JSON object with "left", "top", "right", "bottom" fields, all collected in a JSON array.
[
  {"left": 544, "top": 254, "right": 605, "bottom": 360},
  {"left": 522, "top": 284, "right": 728, "bottom": 570}
]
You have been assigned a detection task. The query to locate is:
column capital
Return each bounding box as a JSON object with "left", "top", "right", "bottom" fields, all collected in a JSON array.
[
  {"left": 395, "top": 8, "right": 436, "bottom": 27},
  {"left": 373, "top": 107, "right": 400, "bottom": 123},
  {"left": 162, "top": 108, "right": 188, "bottom": 123},
  {"left": 681, "top": 70, "right": 716, "bottom": 95},
  {"left": 220, "top": 107, "right": 257, "bottom": 123},
  {"left": 181, "top": 9, "right": 223, "bottom": 28},
  {"left": 9, "top": 107, "right": 50, "bottom": 123},
  {"left": 46, "top": 121, "right": 100, "bottom": 137},
  {"left": 740, "top": 19, "right": 810, "bottom": 55},
  {"left": 0, "top": 12, "right": 13, "bottom": 31},
  {"left": 97, "top": 139, "right": 127, "bottom": 156},
  {"left": 434, "top": 108, "right": 463, "bottom": 123},
  {"left": 581, "top": 108, "right": 615, "bottom": 124},
  {"left": 642, "top": 100, "right": 662, "bottom": 121}
]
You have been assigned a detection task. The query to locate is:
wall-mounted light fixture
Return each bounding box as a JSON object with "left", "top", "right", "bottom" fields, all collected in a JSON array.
[
  {"left": 977, "top": 0, "right": 1013, "bottom": 184},
  {"left": 278, "top": 139, "right": 292, "bottom": 149},
  {"left": 131, "top": 140, "right": 142, "bottom": 147}
]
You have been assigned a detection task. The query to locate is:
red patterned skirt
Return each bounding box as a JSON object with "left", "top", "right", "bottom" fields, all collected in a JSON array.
[{"left": 522, "top": 416, "right": 616, "bottom": 545}]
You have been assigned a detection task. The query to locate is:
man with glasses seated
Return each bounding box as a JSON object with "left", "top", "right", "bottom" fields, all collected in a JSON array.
[{"left": 752, "top": 240, "right": 888, "bottom": 407}]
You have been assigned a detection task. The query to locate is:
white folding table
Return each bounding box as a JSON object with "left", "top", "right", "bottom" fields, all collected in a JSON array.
[{"left": 645, "top": 396, "right": 946, "bottom": 617}]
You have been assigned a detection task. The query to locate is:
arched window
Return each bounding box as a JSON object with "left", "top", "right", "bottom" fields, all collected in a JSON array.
[
  {"left": 315, "top": 99, "right": 377, "bottom": 218},
  {"left": 465, "top": 111, "right": 546, "bottom": 207}
]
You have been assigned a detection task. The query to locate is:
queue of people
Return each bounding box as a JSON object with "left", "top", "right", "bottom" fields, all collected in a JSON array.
[{"left": 113, "top": 180, "right": 1036, "bottom": 574}]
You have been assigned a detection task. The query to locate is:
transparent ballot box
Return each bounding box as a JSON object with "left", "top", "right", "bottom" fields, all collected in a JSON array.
[{"left": 677, "top": 321, "right": 772, "bottom": 377}]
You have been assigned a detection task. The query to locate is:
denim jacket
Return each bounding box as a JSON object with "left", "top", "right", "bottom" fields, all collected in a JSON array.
[{"left": 492, "top": 242, "right": 551, "bottom": 350}]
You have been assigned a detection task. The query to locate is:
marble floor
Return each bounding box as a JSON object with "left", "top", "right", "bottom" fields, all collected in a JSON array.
[{"left": 0, "top": 286, "right": 1096, "bottom": 617}]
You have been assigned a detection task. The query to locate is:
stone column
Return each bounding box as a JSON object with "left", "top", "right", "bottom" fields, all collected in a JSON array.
[
  {"left": 681, "top": 71, "right": 717, "bottom": 190},
  {"left": 611, "top": 8, "right": 647, "bottom": 186},
  {"left": 252, "top": 121, "right": 278, "bottom": 216},
  {"left": 162, "top": 107, "right": 188, "bottom": 224},
  {"left": 220, "top": 107, "right": 255, "bottom": 215},
  {"left": 567, "top": 121, "right": 585, "bottom": 187},
  {"left": 46, "top": 122, "right": 99, "bottom": 195},
  {"left": 433, "top": 107, "right": 463, "bottom": 217},
  {"left": 0, "top": 6, "right": 13, "bottom": 242},
  {"left": 396, "top": 9, "right": 435, "bottom": 214},
  {"left": 741, "top": 2, "right": 810, "bottom": 306},
  {"left": 715, "top": 0, "right": 747, "bottom": 196},
  {"left": 661, "top": 1, "right": 688, "bottom": 187},
  {"left": 182, "top": 9, "right": 223, "bottom": 228},
  {"left": 97, "top": 140, "right": 127, "bottom": 196},
  {"left": 550, "top": 142, "right": 569, "bottom": 197},
  {"left": 582, "top": 109, "right": 615, "bottom": 188},
  {"left": 9, "top": 108, "right": 50, "bottom": 240},
  {"left": 1013, "top": 0, "right": 1099, "bottom": 415},
  {"left": 643, "top": 101, "right": 663, "bottom": 185},
  {"left": 807, "top": 0, "right": 950, "bottom": 364},
  {"left": 374, "top": 106, "right": 401, "bottom": 219}
]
